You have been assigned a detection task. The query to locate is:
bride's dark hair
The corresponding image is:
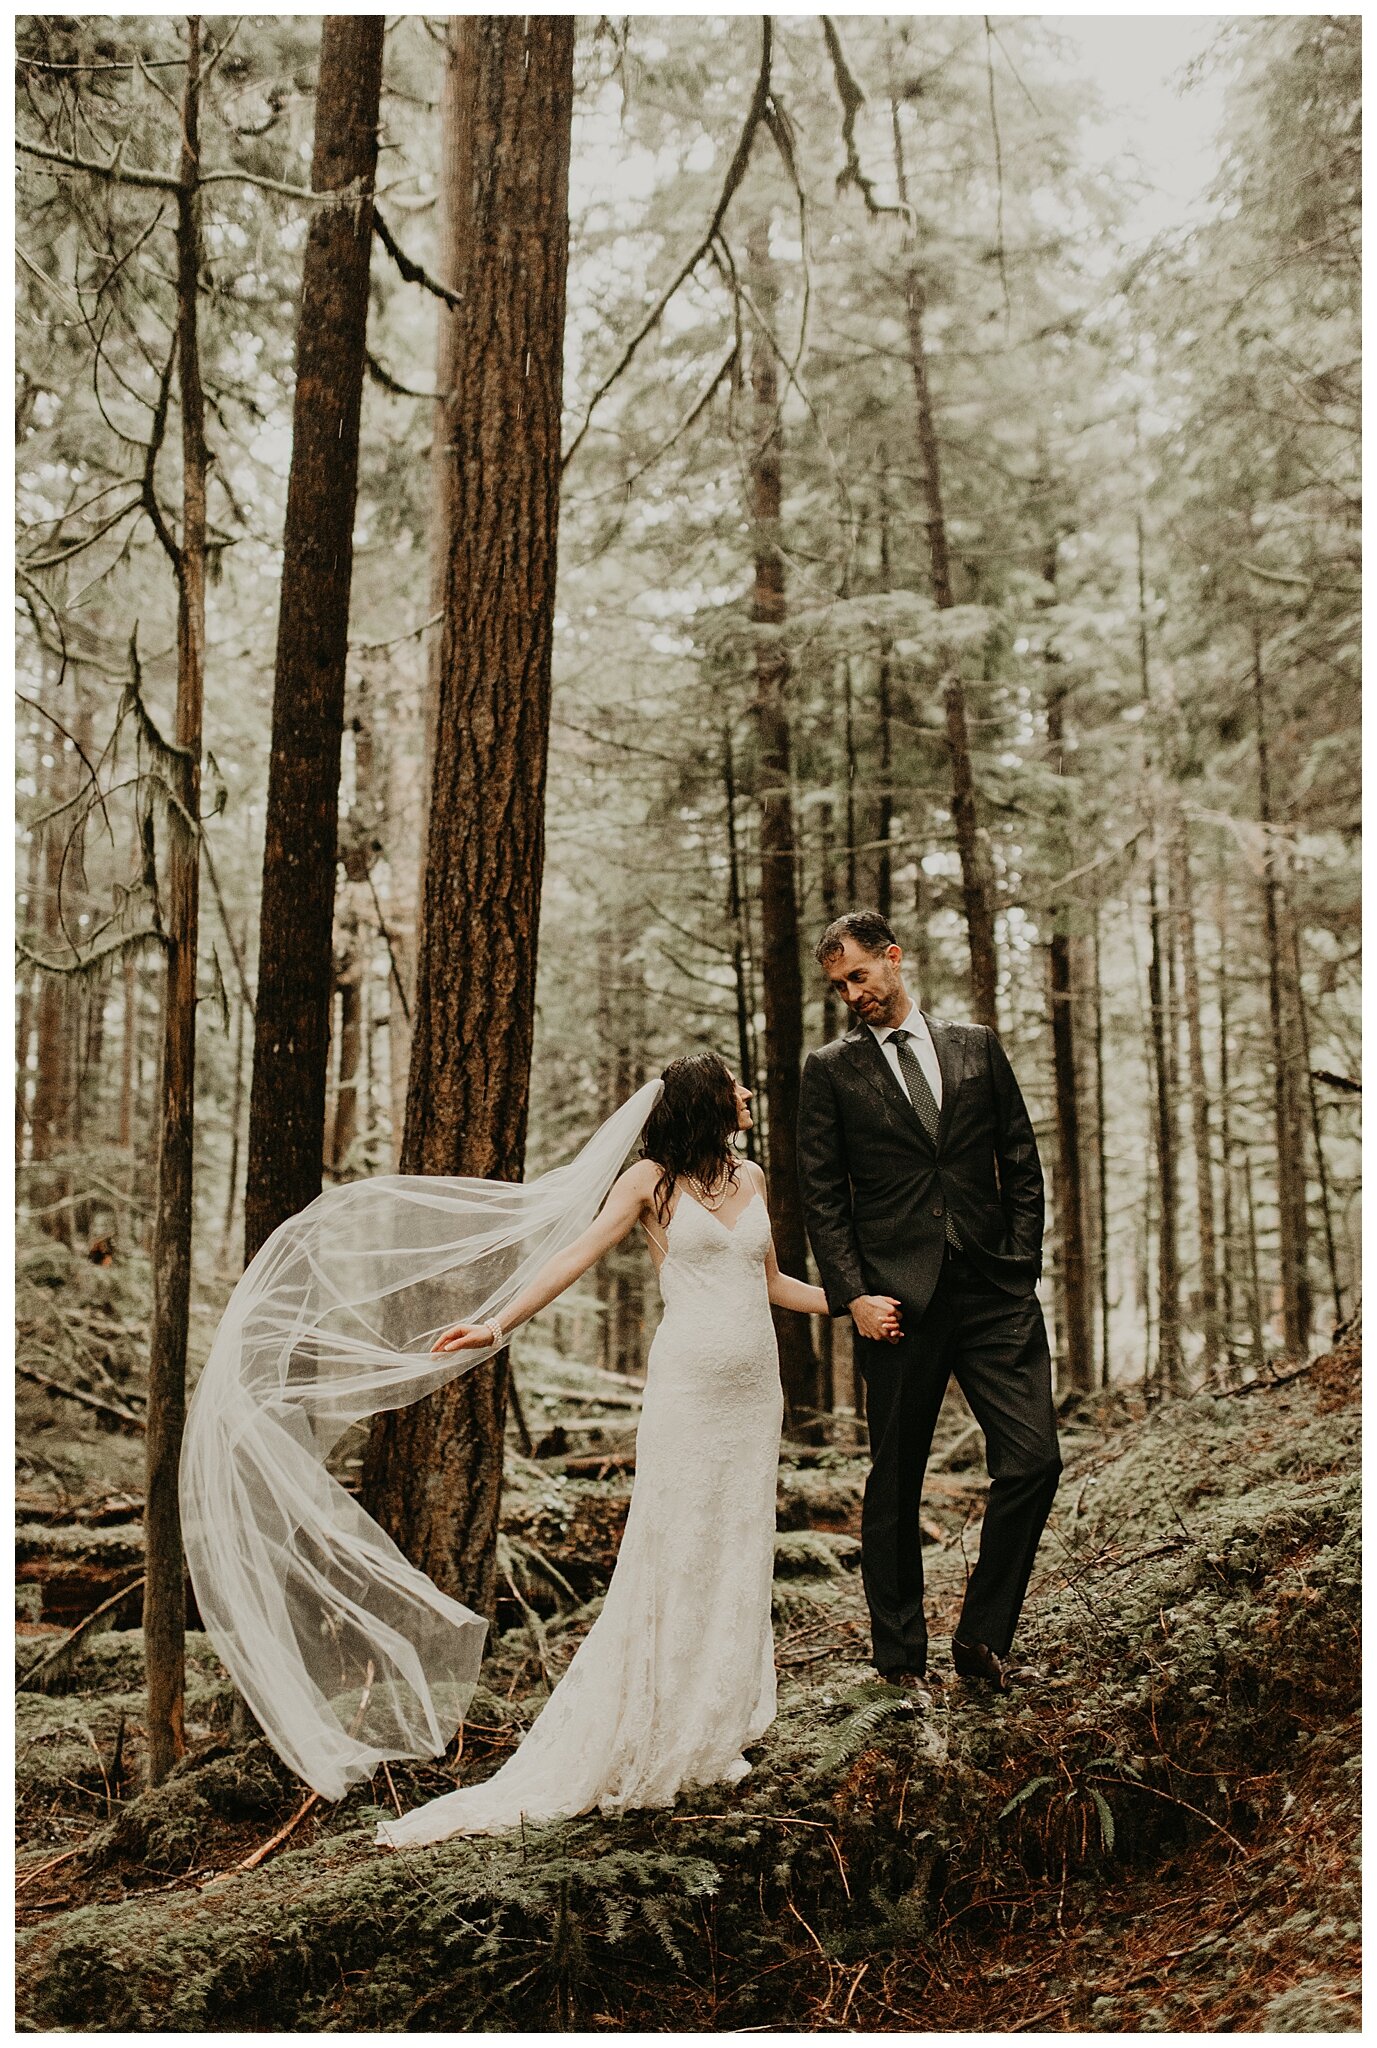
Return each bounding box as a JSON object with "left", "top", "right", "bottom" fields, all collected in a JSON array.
[{"left": 641, "top": 1052, "right": 741, "bottom": 1226}]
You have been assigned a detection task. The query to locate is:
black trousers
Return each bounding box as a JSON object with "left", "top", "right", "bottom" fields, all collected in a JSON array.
[{"left": 855, "top": 1246, "right": 1061, "bottom": 1673}]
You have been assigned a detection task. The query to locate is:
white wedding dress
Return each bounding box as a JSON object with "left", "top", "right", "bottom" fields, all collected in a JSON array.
[{"left": 376, "top": 1187, "right": 783, "bottom": 1846}]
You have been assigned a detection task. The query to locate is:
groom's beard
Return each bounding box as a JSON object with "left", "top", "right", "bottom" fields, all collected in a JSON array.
[{"left": 855, "top": 987, "right": 908, "bottom": 1030}]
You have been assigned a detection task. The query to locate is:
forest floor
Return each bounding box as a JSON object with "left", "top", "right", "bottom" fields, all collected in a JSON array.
[{"left": 15, "top": 1231, "right": 1361, "bottom": 2033}]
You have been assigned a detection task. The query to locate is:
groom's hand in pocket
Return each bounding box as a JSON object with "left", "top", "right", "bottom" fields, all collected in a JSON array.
[{"left": 849, "top": 1295, "right": 903, "bottom": 1343}]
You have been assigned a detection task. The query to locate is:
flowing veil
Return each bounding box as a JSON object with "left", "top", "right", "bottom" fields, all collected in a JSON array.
[{"left": 180, "top": 1077, "right": 664, "bottom": 1801}]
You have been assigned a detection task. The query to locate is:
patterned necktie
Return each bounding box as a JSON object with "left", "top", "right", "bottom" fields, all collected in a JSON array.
[{"left": 890, "top": 1027, "right": 961, "bottom": 1248}]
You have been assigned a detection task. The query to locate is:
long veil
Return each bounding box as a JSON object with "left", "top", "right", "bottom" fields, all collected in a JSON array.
[{"left": 180, "top": 1077, "right": 664, "bottom": 1801}]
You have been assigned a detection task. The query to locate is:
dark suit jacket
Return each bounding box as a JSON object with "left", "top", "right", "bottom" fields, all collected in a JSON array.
[{"left": 797, "top": 1014, "right": 1045, "bottom": 1320}]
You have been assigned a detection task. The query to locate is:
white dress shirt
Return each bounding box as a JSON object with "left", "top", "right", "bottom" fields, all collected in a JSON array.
[{"left": 869, "top": 1001, "right": 942, "bottom": 1112}]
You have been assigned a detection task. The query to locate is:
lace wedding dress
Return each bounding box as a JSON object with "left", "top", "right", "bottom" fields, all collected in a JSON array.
[{"left": 376, "top": 1187, "right": 783, "bottom": 1846}]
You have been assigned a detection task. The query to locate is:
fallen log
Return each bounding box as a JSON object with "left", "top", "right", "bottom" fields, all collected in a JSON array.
[{"left": 17, "top": 1364, "right": 144, "bottom": 1432}]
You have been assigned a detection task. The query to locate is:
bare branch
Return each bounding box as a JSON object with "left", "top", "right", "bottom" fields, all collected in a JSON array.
[
  {"left": 562, "top": 18, "right": 775, "bottom": 472},
  {"left": 17, "top": 926, "right": 169, "bottom": 976},
  {"left": 140, "top": 325, "right": 183, "bottom": 572},
  {"left": 364, "top": 351, "right": 439, "bottom": 402},
  {"left": 983, "top": 18, "right": 1013, "bottom": 325},
  {"left": 820, "top": 18, "right": 912, "bottom": 224},
  {"left": 18, "top": 135, "right": 180, "bottom": 192},
  {"left": 17, "top": 134, "right": 319, "bottom": 202},
  {"left": 22, "top": 496, "right": 144, "bottom": 572},
  {"left": 372, "top": 210, "right": 462, "bottom": 308},
  {"left": 199, "top": 832, "right": 255, "bottom": 1015}
]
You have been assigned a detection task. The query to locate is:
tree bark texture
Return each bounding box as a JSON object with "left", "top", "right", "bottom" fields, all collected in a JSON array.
[
  {"left": 746, "top": 217, "right": 821, "bottom": 1434},
  {"left": 243, "top": 14, "right": 385, "bottom": 1264},
  {"left": 361, "top": 17, "right": 575, "bottom": 1621},
  {"left": 143, "top": 17, "right": 207, "bottom": 1788}
]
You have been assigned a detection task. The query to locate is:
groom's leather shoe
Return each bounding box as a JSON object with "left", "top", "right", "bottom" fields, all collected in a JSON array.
[
  {"left": 887, "top": 1670, "right": 941, "bottom": 1708},
  {"left": 951, "top": 1637, "right": 1010, "bottom": 1692}
]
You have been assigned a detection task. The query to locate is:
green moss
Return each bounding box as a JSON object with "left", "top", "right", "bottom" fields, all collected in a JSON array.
[{"left": 16, "top": 1359, "right": 1360, "bottom": 2033}]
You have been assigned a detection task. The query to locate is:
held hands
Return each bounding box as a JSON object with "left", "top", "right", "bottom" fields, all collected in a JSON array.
[
  {"left": 849, "top": 1294, "right": 903, "bottom": 1343},
  {"left": 431, "top": 1318, "right": 504, "bottom": 1356}
]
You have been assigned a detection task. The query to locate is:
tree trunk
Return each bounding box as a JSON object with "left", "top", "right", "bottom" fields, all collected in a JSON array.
[
  {"left": 361, "top": 17, "right": 575, "bottom": 1622},
  {"left": 1170, "top": 821, "right": 1222, "bottom": 1376},
  {"left": 901, "top": 280, "right": 991, "bottom": 1024},
  {"left": 418, "top": 15, "right": 466, "bottom": 867},
  {"left": 1043, "top": 573, "right": 1094, "bottom": 1393},
  {"left": 330, "top": 933, "right": 363, "bottom": 1174},
  {"left": 243, "top": 15, "right": 385, "bottom": 1264},
  {"left": 15, "top": 964, "right": 37, "bottom": 1165},
  {"left": 889, "top": 103, "right": 998, "bottom": 1028},
  {"left": 722, "top": 722, "right": 759, "bottom": 1160},
  {"left": 15, "top": 744, "right": 47, "bottom": 1164},
  {"left": 873, "top": 505, "right": 895, "bottom": 917},
  {"left": 29, "top": 726, "right": 72, "bottom": 1238},
  {"left": 1213, "top": 887, "right": 1241, "bottom": 1385},
  {"left": 143, "top": 18, "right": 207, "bottom": 1788},
  {"left": 1091, "top": 909, "right": 1111, "bottom": 1385},
  {"left": 1286, "top": 895, "right": 1343, "bottom": 1324},
  {"left": 1241, "top": 1149, "right": 1268, "bottom": 1370},
  {"left": 118, "top": 947, "right": 138, "bottom": 1151},
  {"left": 746, "top": 216, "right": 820, "bottom": 1435},
  {"left": 1251, "top": 629, "right": 1311, "bottom": 1352},
  {"left": 220, "top": 945, "right": 248, "bottom": 1265},
  {"left": 1135, "top": 516, "right": 1183, "bottom": 1397},
  {"left": 842, "top": 658, "right": 859, "bottom": 902}
]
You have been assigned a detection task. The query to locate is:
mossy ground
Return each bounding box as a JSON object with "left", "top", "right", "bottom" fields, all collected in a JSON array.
[{"left": 16, "top": 1310, "right": 1360, "bottom": 2032}]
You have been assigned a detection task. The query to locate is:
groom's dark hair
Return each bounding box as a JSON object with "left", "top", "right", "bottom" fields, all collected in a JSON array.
[{"left": 815, "top": 909, "right": 898, "bottom": 966}]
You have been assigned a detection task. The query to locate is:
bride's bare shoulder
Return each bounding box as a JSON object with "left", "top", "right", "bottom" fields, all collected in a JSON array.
[{"left": 617, "top": 1157, "right": 662, "bottom": 1202}]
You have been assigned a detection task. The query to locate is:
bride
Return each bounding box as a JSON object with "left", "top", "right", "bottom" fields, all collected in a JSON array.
[{"left": 377, "top": 1052, "right": 845, "bottom": 1846}]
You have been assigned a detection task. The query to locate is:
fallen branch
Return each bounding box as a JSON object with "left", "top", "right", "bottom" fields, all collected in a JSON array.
[
  {"left": 1211, "top": 1357, "right": 1318, "bottom": 1399},
  {"left": 18, "top": 1574, "right": 147, "bottom": 1694},
  {"left": 230, "top": 1789, "right": 320, "bottom": 1873}
]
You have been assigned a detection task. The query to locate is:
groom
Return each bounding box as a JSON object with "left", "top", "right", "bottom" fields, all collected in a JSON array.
[{"left": 797, "top": 909, "right": 1061, "bottom": 1694}]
